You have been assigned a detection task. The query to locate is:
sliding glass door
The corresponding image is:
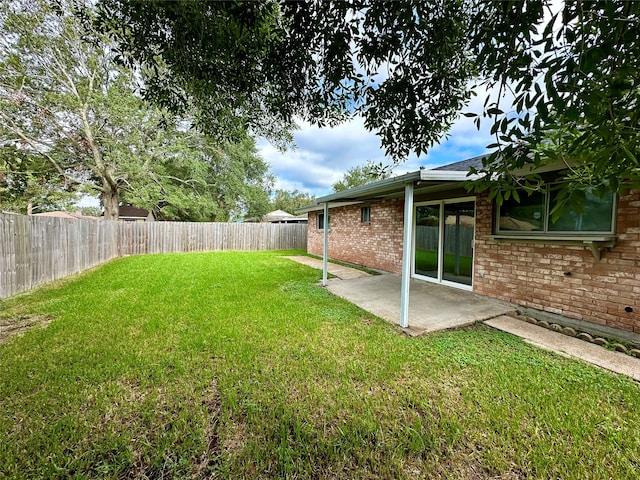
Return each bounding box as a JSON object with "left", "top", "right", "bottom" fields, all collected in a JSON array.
[
  {"left": 414, "top": 205, "right": 440, "bottom": 280},
  {"left": 414, "top": 199, "right": 475, "bottom": 288},
  {"left": 442, "top": 201, "right": 475, "bottom": 285}
]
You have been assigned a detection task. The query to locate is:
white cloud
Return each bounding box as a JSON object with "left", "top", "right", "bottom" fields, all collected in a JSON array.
[
  {"left": 258, "top": 117, "right": 392, "bottom": 196},
  {"left": 258, "top": 81, "right": 516, "bottom": 197}
]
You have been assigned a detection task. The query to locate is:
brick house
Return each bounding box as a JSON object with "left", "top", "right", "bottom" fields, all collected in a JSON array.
[{"left": 301, "top": 157, "right": 640, "bottom": 340}]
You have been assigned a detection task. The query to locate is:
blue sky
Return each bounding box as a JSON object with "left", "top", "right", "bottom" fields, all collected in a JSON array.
[{"left": 258, "top": 109, "right": 495, "bottom": 197}]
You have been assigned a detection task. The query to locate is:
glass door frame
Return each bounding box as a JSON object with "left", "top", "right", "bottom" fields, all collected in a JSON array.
[{"left": 412, "top": 196, "right": 476, "bottom": 291}]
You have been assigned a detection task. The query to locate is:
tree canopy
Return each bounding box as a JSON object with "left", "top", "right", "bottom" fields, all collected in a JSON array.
[
  {"left": 93, "top": 0, "right": 473, "bottom": 158},
  {"left": 0, "top": 147, "right": 76, "bottom": 214},
  {"left": 124, "top": 135, "right": 273, "bottom": 222},
  {"left": 0, "top": 0, "right": 273, "bottom": 220},
  {"left": 270, "top": 189, "right": 316, "bottom": 214},
  {"left": 92, "top": 0, "right": 640, "bottom": 201},
  {"left": 332, "top": 161, "right": 393, "bottom": 192}
]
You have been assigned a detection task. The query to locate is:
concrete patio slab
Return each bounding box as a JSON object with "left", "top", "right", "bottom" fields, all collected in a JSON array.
[
  {"left": 485, "top": 315, "right": 640, "bottom": 382},
  {"left": 326, "top": 274, "right": 516, "bottom": 336}
]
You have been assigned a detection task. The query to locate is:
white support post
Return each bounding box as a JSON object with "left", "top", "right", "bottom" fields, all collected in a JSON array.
[
  {"left": 322, "top": 202, "right": 329, "bottom": 286},
  {"left": 400, "top": 183, "right": 414, "bottom": 328}
]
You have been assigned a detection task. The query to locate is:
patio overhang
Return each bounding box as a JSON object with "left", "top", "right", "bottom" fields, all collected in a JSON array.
[
  {"left": 310, "top": 170, "right": 480, "bottom": 206},
  {"left": 303, "top": 168, "right": 482, "bottom": 330}
]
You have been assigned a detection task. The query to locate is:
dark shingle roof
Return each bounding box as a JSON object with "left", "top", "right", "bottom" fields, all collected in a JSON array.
[
  {"left": 432, "top": 154, "right": 488, "bottom": 172},
  {"left": 119, "top": 205, "right": 149, "bottom": 218}
]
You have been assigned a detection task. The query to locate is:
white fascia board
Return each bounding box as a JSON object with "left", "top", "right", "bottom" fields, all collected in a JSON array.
[
  {"left": 299, "top": 169, "right": 486, "bottom": 214},
  {"left": 419, "top": 170, "right": 482, "bottom": 182}
]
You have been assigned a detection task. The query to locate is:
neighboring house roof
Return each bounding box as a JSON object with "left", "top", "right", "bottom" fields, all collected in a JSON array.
[
  {"left": 118, "top": 205, "right": 153, "bottom": 220},
  {"left": 34, "top": 211, "right": 101, "bottom": 220},
  {"left": 278, "top": 214, "right": 308, "bottom": 223},
  {"left": 265, "top": 210, "right": 308, "bottom": 223},
  {"left": 499, "top": 216, "right": 538, "bottom": 231},
  {"left": 263, "top": 209, "right": 296, "bottom": 222},
  {"left": 245, "top": 210, "right": 308, "bottom": 223}
]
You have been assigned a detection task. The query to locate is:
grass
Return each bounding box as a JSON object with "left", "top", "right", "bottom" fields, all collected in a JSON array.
[{"left": 1, "top": 251, "right": 639, "bottom": 479}]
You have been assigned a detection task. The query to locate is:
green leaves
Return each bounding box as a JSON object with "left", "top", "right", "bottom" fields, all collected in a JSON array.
[
  {"left": 1, "top": 0, "right": 274, "bottom": 220},
  {"left": 91, "top": 0, "right": 475, "bottom": 161},
  {"left": 270, "top": 189, "right": 315, "bottom": 215},
  {"left": 28, "top": 0, "right": 636, "bottom": 202},
  {"left": 468, "top": 0, "right": 640, "bottom": 202},
  {"left": 332, "top": 161, "right": 394, "bottom": 192}
]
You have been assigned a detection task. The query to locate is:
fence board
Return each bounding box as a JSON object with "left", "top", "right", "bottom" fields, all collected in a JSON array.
[{"left": 0, "top": 213, "right": 307, "bottom": 298}]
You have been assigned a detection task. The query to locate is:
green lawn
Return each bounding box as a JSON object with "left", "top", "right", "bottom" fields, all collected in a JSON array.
[{"left": 1, "top": 251, "right": 638, "bottom": 479}]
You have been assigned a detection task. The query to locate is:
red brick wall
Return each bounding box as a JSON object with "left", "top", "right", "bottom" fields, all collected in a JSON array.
[
  {"left": 307, "top": 199, "right": 404, "bottom": 273},
  {"left": 306, "top": 191, "right": 640, "bottom": 334},
  {"left": 473, "top": 190, "right": 640, "bottom": 334}
]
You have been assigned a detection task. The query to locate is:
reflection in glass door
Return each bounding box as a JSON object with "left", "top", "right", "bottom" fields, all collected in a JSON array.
[
  {"left": 442, "top": 202, "right": 475, "bottom": 286},
  {"left": 414, "top": 205, "right": 440, "bottom": 279},
  {"left": 414, "top": 199, "right": 475, "bottom": 288}
]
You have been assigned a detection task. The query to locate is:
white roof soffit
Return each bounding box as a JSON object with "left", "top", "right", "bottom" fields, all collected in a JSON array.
[{"left": 509, "top": 158, "right": 576, "bottom": 177}]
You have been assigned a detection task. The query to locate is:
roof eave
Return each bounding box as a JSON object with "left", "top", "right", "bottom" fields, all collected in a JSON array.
[
  {"left": 419, "top": 170, "right": 482, "bottom": 182},
  {"left": 315, "top": 171, "right": 422, "bottom": 204},
  {"left": 296, "top": 169, "right": 488, "bottom": 214}
]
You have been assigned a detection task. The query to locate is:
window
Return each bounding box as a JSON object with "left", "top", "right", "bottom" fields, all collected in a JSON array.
[
  {"left": 497, "top": 191, "right": 545, "bottom": 232},
  {"left": 317, "top": 212, "right": 329, "bottom": 230},
  {"left": 497, "top": 186, "right": 615, "bottom": 235},
  {"left": 361, "top": 206, "right": 371, "bottom": 223},
  {"left": 547, "top": 188, "right": 614, "bottom": 233}
]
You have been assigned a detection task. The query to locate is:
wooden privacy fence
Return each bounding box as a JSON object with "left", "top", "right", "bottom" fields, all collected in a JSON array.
[{"left": 0, "top": 213, "right": 307, "bottom": 298}]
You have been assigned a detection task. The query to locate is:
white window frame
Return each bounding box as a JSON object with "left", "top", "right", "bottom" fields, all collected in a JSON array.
[
  {"left": 317, "top": 212, "right": 329, "bottom": 230},
  {"left": 361, "top": 205, "right": 371, "bottom": 223}
]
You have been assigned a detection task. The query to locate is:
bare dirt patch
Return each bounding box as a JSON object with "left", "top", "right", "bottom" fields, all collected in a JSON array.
[
  {"left": 193, "top": 377, "right": 223, "bottom": 477},
  {"left": 0, "top": 314, "right": 53, "bottom": 343},
  {"left": 114, "top": 376, "right": 222, "bottom": 479}
]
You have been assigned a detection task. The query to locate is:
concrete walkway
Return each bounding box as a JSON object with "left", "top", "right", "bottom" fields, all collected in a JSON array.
[
  {"left": 282, "top": 256, "right": 371, "bottom": 280},
  {"left": 283, "top": 255, "right": 640, "bottom": 382},
  {"left": 486, "top": 316, "right": 640, "bottom": 381}
]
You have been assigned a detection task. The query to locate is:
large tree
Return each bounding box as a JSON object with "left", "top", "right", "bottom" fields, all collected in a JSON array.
[
  {"left": 0, "top": 0, "right": 158, "bottom": 219},
  {"left": 1, "top": 0, "right": 274, "bottom": 220},
  {"left": 124, "top": 135, "right": 273, "bottom": 222},
  {"left": 92, "top": 0, "right": 640, "bottom": 201},
  {"left": 0, "top": 147, "right": 76, "bottom": 214}
]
